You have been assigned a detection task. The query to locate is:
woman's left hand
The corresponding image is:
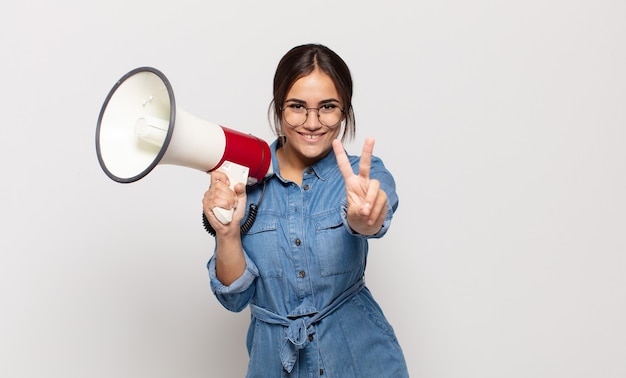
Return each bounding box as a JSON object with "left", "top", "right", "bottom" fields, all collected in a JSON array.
[{"left": 332, "top": 137, "right": 388, "bottom": 235}]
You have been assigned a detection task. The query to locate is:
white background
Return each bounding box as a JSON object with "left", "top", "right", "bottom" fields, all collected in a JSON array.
[{"left": 1, "top": 1, "right": 625, "bottom": 377}]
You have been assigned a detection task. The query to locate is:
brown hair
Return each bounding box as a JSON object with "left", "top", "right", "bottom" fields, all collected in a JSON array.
[{"left": 269, "top": 44, "right": 356, "bottom": 142}]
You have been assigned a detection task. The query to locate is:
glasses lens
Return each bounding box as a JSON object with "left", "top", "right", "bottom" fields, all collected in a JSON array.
[
  {"left": 319, "top": 106, "right": 342, "bottom": 126},
  {"left": 284, "top": 105, "right": 307, "bottom": 127}
]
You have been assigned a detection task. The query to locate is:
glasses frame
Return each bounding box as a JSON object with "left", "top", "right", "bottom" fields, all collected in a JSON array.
[{"left": 280, "top": 103, "right": 345, "bottom": 128}]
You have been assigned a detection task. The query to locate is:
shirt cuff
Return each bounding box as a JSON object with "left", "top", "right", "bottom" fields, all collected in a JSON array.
[
  {"left": 341, "top": 199, "right": 392, "bottom": 239},
  {"left": 208, "top": 251, "right": 259, "bottom": 294}
]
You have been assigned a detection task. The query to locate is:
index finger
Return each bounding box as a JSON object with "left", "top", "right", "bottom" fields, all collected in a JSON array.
[
  {"left": 332, "top": 139, "right": 355, "bottom": 180},
  {"left": 210, "top": 170, "right": 229, "bottom": 187}
]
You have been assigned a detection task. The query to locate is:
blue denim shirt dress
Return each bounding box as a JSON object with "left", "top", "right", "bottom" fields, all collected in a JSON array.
[{"left": 208, "top": 139, "right": 409, "bottom": 377}]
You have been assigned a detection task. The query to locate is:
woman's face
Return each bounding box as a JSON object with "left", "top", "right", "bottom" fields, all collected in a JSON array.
[{"left": 279, "top": 70, "right": 343, "bottom": 167}]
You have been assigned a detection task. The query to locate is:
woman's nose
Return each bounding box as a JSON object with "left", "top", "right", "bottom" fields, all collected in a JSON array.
[{"left": 303, "top": 108, "right": 321, "bottom": 128}]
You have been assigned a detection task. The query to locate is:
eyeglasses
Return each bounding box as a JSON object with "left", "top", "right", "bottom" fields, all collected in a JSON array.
[{"left": 281, "top": 102, "right": 344, "bottom": 128}]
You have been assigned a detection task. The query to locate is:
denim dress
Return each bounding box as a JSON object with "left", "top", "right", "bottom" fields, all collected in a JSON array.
[{"left": 208, "top": 139, "right": 409, "bottom": 377}]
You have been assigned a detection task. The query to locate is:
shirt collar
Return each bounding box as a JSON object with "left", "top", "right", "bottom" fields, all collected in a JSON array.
[{"left": 270, "top": 138, "right": 339, "bottom": 182}]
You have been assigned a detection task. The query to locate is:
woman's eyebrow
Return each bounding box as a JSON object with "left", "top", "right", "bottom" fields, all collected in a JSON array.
[
  {"left": 284, "top": 98, "right": 340, "bottom": 105},
  {"left": 318, "top": 98, "right": 340, "bottom": 105},
  {"left": 284, "top": 98, "right": 306, "bottom": 104}
]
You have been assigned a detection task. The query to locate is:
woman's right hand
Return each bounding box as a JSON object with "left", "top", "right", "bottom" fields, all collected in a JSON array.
[{"left": 202, "top": 170, "right": 247, "bottom": 237}]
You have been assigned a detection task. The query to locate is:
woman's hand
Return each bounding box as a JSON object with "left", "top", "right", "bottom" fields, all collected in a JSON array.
[
  {"left": 202, "top": 170, "right": 247, "bottom": 237},
  {"left": 332, "top": 137, "right": 388, "bottom": 235}
]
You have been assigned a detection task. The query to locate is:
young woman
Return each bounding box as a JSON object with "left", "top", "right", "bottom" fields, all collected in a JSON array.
[{"left": 203, "top": 43, "right": 409, "bottom": 377}]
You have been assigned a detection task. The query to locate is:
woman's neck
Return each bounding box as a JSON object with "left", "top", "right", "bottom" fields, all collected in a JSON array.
[{"left": 276, "top": 145, "right": 309, "bottom": 185}]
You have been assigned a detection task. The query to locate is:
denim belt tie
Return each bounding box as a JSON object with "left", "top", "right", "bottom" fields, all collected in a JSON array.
[{"left": 249, "top": 278, "right": 365, "bottom": 373}]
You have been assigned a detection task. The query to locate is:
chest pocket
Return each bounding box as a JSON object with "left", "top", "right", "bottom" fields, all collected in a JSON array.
[
  {"left": 243, "top": 214, "right": 282, "bottom": 278},
  {"left": 313, "top": 210, "right": 365, "bottom": 277}
]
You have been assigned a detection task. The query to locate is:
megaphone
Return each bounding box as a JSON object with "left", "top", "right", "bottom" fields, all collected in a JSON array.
[{"left": 96, "top": 66, "right": 273, "bottom": 224}]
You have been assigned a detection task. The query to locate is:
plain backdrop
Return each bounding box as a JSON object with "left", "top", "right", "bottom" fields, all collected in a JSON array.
[{"left": 1, "top": 1, "right": 625, "bottom": 377}]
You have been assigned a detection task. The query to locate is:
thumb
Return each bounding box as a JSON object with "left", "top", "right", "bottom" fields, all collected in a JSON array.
[
  {"left": 232, "top": 183, "right": 248, "bottom": 220},
  {"left": 234, "top": 182, "right": 247, "bottom": 197}
]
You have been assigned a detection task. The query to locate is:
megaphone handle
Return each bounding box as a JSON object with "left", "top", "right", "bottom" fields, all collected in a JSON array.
[
  {"left": 212, "top": 162, "right": 250, "bottom": 225},
  {"left": 212, "top": 207, "right": 235, "bottom": 225}
]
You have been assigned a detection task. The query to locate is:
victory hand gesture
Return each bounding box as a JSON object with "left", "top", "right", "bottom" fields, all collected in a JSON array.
[{"left": 332, "top": 138, "right": 388, "bottom": 235}]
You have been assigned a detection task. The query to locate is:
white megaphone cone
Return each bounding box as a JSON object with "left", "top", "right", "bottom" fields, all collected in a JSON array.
[{"left": 96, "top": 67, "right": 273, "bottom": 224}]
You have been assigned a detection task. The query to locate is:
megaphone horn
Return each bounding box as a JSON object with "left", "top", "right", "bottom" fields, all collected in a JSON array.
[{"left": 96, "top": 66, "right": 273, "bottom": 224}]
